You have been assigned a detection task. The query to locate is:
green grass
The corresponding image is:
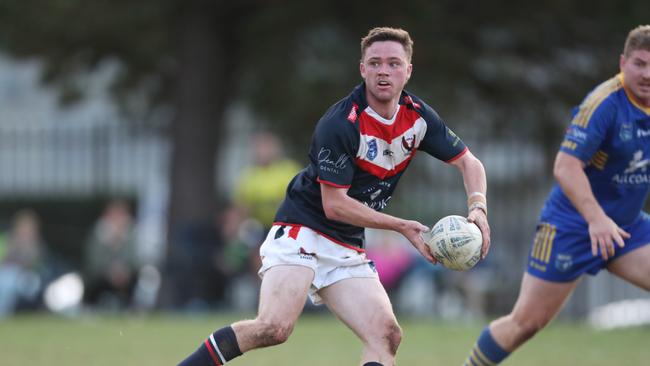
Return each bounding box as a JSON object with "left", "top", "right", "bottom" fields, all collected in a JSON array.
[{"left": 0, "top": 313, "right": 648, "bottom": 365}]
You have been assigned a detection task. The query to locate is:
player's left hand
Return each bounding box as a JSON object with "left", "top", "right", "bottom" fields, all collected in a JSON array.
[
  {"left": 468, "top": 208, "right": 491, "bottom": 259},
  {"left": 401, "top": 220, "right": 437, "bottom": 264}
]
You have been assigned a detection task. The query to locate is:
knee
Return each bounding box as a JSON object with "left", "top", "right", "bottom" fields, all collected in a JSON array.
[
  {"left": 255, "top": 320, "right": 294, "bottom": 347},
  {"left": 374, "top": 320, "right": 402, "bottom": 356},
  {"left": 385, "top": 321, "right": 402, "bottom": 355},
  {"left": 510, "top": 314, "right": 548, "bottom": 342}
]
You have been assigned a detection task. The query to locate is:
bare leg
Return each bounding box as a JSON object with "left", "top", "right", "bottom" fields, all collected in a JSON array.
[
  {"left": 319, "top": 277, "right": 401, "bottom": 366},
  {"left": 490, "top": 273, "right": 579, "bottom": 351},
  {"left": 607, "top": 244, "right": 650, "bottom": 291},
  {"left": 232, "top": 265, "right": 314, "bottom": 352}
]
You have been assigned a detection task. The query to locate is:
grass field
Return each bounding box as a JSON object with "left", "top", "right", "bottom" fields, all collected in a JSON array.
[{"left": 1, "top": 313, "right": 649, "bottom": 365}]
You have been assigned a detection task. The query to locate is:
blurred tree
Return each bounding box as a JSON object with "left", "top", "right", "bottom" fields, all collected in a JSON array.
[
  {"left": 0, "top": 0, "right": 264, "bottom": 307},
  {"left": 1, "top": 0, "right": 648, "bottom": 307}
]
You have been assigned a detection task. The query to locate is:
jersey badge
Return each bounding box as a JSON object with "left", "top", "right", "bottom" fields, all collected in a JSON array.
[
  {"left": 619, "top": 122, "right": 633, "bottom": 141},
  {"left": 401, "top": 134, "right": 415, "bottom": 154},
  {"left": 555, "top": 253, "right": 573, "bottom": 272},
  {"left": 367, "top": 139, "right": 378, "bottom": 160}
]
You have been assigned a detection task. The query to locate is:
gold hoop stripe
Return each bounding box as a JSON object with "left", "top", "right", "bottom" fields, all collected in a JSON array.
[
  {"left": 463, "top": 343, "right": 496, "bottom": 366},
  {"left": 589, "top": 150, "right": 609, "bottom": 170}
]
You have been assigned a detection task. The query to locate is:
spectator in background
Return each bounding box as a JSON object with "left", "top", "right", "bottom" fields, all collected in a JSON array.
[
  {"left": 83, "top": 200, "right": 140, "bottom": 310},
  {"left": 233, "top": 131, "right": 301, "bottom": 231},
  {"left": 0, "top": 209, "right": 48, "bottom": 317},
  {"left": 217, "top": 132, "right": 301, "bottom": 310}
]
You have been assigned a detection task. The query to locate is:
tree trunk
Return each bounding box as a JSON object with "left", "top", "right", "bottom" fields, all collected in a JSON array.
[{"left": 159, "top": 0, "right": 238, "bottom": 308}]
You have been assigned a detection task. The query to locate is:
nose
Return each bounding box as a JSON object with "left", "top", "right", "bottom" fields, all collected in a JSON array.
[{"left": 378, "top": 62, "right": 390, "bottom": 75}]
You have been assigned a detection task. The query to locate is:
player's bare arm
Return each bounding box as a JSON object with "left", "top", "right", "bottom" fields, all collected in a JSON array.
[
  {"left": 449, "top": 150, "right": 491, "bottom": 258},
  {"left": 553, "top": 151, "right": 630, "bottom": 259},
  {"left": 320, "top": 183, "right": 436, "bottom": 263}
]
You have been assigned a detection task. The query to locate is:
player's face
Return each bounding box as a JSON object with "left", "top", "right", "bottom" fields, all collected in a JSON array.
[
  {"left": 620, "top": 49, "right": 650, "bottom": 106},
  {"left": 360, "top": 41, "right": 412, "bottom": 106}
]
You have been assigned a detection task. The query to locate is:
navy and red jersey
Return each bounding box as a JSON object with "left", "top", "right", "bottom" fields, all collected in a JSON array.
[{"left": 274, "top": 83, "right": 468, "bottom": 250}]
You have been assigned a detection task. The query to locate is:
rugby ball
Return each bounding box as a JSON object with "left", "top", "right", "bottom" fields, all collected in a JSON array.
[{"left": 424, "top": 215, "right": 482, "bottom": 271}]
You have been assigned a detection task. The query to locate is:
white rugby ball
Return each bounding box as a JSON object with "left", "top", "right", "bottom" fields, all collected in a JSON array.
[{"left": 424, "top": 215, "right": 482, "bottom": 271}]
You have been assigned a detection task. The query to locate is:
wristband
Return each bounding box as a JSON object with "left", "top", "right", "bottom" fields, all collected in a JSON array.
[
  {"left": 468, "top": 191, "right": 486, "bottom": 200},
  {"left": 468, "top": 192, "right": 487, "bottom": 208},
  {"left": 469, "top": 201, "right": 488, "bottom": 216}
]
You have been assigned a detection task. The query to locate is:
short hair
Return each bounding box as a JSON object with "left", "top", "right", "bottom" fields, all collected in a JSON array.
[
  {"left": 360, "top": 27, "right": 414, "bottom": 62},
  {"left": 623, "top": 25, "right": 650, "bottom": 57}
]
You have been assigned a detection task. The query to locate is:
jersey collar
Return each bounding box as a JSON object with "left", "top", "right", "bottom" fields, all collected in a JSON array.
[{"left": 619, "top": 73, "right": 650, "bottom": 115}]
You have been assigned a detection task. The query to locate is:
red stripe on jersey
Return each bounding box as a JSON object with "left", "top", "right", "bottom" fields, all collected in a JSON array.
[
  {"left": 355, "top": 150, "right": 417, "bottom": 179},
  {"left": 204, "top": 339, "right": 222, "bottom": 366},
  {"left": 288, "top": 225, "right": 301, "bottom": 240},
  {"left": 445, "top": 146, "right": 468, "bottom": 163},
  {"left": 317, "top": 177, "right": 351, "bottom": 188},
  {"left": 272, "top": 222, "right": 366, "bottom": 252},
  {"left": 358, "top": 106, "right": 423, "bottom": 142}
]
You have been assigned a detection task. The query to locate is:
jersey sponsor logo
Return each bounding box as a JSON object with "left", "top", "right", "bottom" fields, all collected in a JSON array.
[
  {"left": 620, "top": 122, "right": 634, "bottom": 141},
  {"left": 447, "top": 127, "right": 461, "bottom": 147},
  {"left": 567, "top": 126, "right": 588, "bottom": 142},
  {"left": 298, "top": 247, "right": 316, "bottom": 260},
  {"left": 623, "top": 150, "right": 650, "bottom": 174},
  {"left": 612, "top": 150, "right": 650, "bottom": 185},
  {"left": 366, "top": 138, "right": 378, "bottom": 160},
  {"left": 555, "top": 253, "right": 573, "bottom": 272},
  {"left": 637, "top": 128, "right": 650, "bottom": 138},
  {"left": 318, "top": 147, "right": 350, "bottom": 175},
  {"left": 561, "top": 140, "right": 577, "bottom": 151},
  {"left": 363, "top": 195, "right": 392, "bottom": 210},
  {"left": 361, "top": 182, "right": 392, "bottom": 202},
  {"left": 529, "top": 260, "right": 546, "bottom": 272}
]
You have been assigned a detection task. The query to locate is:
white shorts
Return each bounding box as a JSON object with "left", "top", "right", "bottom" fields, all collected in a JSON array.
[{"left": 258, "top": 224, "right": 378, "bottom": 305}]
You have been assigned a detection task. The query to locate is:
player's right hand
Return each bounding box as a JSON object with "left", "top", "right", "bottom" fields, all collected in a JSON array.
[
  {"left": 401, "top": 220, "right": 437, "bottom": 264},
  {"left": 588, "top": 214, "right": 630, "bottom": 260}
]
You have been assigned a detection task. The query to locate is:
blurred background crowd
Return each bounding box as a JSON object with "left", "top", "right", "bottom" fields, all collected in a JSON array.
[{"left": 1, "top": 0, "right": 649, "bottom": 327}]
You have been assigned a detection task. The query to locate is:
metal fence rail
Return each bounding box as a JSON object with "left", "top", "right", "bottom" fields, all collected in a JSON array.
[
  {"left": 0, "top": 122, "right": 168, "bottom": 197},
  {"left": 1, "top": 121, "right": 647, "bottom": 316}
]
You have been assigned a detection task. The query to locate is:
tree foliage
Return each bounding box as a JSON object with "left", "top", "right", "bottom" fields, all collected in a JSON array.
[{"left": 1, "top": 0, "right": 649, "bottom": 306}]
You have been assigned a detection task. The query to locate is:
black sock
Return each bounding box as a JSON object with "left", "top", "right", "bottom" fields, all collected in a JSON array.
[
  {"left": 178, "top": 326, "right": 243, "bottom": 366},
  {"left": 363, "top": 363, "right": 383, "bottom": 366}
]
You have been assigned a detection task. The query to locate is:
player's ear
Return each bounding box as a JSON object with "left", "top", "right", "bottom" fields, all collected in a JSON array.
[
  {"left": 406, "top": 63, "right": 413, "bottom": 81},
  {"left": 360, "top": 62, "right": 366, "bottom": 78},
  {"left": 619, "top": 54, "right": 626, "bottom": 71}
]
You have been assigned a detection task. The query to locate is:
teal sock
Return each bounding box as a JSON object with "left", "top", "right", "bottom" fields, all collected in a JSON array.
[{"left": 464, "top": 326, "right": 510, "bottom": 365}]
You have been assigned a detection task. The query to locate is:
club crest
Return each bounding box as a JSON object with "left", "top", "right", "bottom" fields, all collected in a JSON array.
[{"left": 366, "top": 139, "right": 378, "bottom": 160}]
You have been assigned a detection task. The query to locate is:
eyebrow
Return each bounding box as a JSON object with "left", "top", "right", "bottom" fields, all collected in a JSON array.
[{"left": 366, "top": 56, "right": 404, "bottom": 62}]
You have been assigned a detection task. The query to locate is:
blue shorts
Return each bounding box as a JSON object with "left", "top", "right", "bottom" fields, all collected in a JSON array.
[{"left": 526, "top": 212, "right": 650, "bottom": 282}]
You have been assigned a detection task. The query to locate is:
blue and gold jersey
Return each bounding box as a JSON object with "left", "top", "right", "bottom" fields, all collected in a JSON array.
[{"left": 542, "top": 73, "right": 650, "bottom": 226}]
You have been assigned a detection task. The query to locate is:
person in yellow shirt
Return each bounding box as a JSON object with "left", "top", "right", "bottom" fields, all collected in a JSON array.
[{"left": 234, "top": 132, "right": 301, "bottom": 230}]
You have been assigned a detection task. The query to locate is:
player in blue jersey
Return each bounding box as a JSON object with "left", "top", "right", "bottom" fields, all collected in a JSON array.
[
  {"left": 177, "top": 27, "right": 490, "bottom": 366},
  {"left": 463, "top": 25, "right": 650, "bottom": 366}
]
